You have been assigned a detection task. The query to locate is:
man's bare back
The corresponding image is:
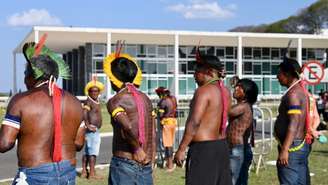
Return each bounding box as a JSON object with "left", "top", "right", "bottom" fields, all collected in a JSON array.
[
  {"left": 189, "top": 84, "right": 224, "bottom": 141},
  {"left": 108, "top": 88, "right": 155, "bottom": 163},
  {"left": 3, "top": 86, "right": 83, "bottom": 167}
]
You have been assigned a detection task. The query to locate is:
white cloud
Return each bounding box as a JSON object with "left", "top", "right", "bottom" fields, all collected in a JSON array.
[
  {"left": 7, "top": 9, "right": 62, "bottom": 27},
  {"left": 167, "top": 0, "right": 236, "bottom": 20}
]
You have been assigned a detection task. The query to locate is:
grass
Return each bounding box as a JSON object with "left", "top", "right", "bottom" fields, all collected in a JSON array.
[{"left": 1, "top": 137, "right": 327, "bottom": 185}]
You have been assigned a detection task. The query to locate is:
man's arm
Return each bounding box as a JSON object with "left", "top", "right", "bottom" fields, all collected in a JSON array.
[
  {"left": 74, "top": 124, "right": 86, "bottom": 151},
  {"left": 229, "top": 103, "right": 245, "bottom": 118},
  {"left": 158, "top": 99, "right": 167, "bottom": 119},
  {"left": 175, "top": 88, "right": 208, "bottom": 164},
  {"left": 278, "top": 92, "right": 302, "bottom": 166},
  {"left": 0, "top": 97, "right": 20, "bottom": 153},
  {"left": 107, "top": 98, "right": 141, "bottom": 150},
  {"left": 82, "top": 101, "right": 96, "bottom": 132}
]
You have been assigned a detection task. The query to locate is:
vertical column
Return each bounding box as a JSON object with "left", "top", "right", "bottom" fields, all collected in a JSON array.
[
  {"left": 237, "top": 36, "right": 243, "bottom": 78},
  {"left": 34, "top": 30, "right": 39, "bottom": 43},
  {"left": 106, "top": 32, "right": 112, "bottom": 99},
  {"left": 174, "top": 34, "right": 179, "bottom": 100},
  {"left": 13, "top": 52, "right": 17, "bottom": 94},
  {"left": 297, "top": 38, "right": 303, "bottom": 66}
]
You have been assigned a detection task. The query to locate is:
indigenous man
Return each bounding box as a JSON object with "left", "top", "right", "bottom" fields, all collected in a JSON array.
[
  {"left": 227, "top": 79, "right": 258, "bottom": 185},
  {"left": 0, "top": 41, "right": 84, "bottom": 184},
  {"left": 103, "top": 48, "right": 156, "bottom": 185},
  {"left": 155, "top": 87, "right": 177, "bottom": 171},
  {"left": 275, "top": 58, "right": 312, "bottom": 185},
  {"left": 81, "top": 78, "right": 105, "bottom": 179},
  {"left": 174, "top": 54, "right": 232, "bottom": 185}
]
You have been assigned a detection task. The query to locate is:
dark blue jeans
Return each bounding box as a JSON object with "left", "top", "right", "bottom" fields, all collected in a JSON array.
[
  {"left": 230, "top": 144, "right": 244, "bottom": 185},
  {"left": 109, "top": 156, "right": 153, "bottom": 185},
  {"left": 277, "top": 140, "right": 311, "bottom": 185},
  {"left": 236, "top": 144, "right": 253, "bottom": 185},
  {"left": 12, "top": 160, "right": 76, "bottom": 185}
]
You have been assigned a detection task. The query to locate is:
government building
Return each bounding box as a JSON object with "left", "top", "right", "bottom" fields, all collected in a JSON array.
[{"left": 13, "top": 26, "right": 328, "bottom": 100}]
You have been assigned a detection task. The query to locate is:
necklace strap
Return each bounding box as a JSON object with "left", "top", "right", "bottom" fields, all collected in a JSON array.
[{"left": 204, "top": 78, "right": 220, "bottom": 86}]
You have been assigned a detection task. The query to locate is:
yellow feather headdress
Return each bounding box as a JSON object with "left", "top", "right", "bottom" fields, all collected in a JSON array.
[
  {"left": 84, "top": 76, "right": 105, "bottom": 95},
  {"left": 103, "top": 41, "right": 142, "bottom": 89}
]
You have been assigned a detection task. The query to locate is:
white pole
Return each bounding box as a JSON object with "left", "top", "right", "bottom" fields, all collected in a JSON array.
[
  {"left": 106, "top": 32, "right": 112, "bottom": 99},
  {"left": 297, "top": 38, "right": 303, "bottom": 66},
  {"left": 13, "top": 52, "right": 17, "bottom": 94},
  {"left": 174, "top": 34, "right": 179, "bottom": 100},
  {"left": 34, "top": 30, "right": 39, "bottom": 43},
  {"left": 237, "top": 36, "right": 243, "bottom": 78}
]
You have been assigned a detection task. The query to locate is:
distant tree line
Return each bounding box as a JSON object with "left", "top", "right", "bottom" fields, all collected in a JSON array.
[{"left": 229, "top": 0, "right": 328, "bottom": 34}]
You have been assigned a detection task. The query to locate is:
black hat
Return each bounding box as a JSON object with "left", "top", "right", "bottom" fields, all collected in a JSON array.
[{"left": 195, "top": 54, "right": 223, "bottom": 70}]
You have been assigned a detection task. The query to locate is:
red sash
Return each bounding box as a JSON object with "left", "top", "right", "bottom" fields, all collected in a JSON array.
[
  {"left": 52, "top": 85, "right": 62, "bottom": 162},
  {"left": 126, "top": 84, "right": 145, "bottom": 145},
  {"left": 216, "top": 81, "right": 228, "bottom": 135}
]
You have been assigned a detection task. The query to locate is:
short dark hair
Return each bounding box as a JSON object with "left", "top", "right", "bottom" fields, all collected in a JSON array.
[
  {"left": 27, "top": 55, "right": 59, "bottom": 80},
  {"left": 195, "top": 55, "right": 223, "bottom": 71},
  {"left": 111, "top": 57, "right": 138, "bottom": 83},
  {"left": 238, "top": 79, "right": 259, "bottom": 105},
  {"left": 278, "top": 58, "right": 301, "bottom": 79}
]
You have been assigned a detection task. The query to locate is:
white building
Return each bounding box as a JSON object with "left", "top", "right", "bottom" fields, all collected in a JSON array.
[{"left": 13, "top": 26, "right": 328, "bottom": 100}]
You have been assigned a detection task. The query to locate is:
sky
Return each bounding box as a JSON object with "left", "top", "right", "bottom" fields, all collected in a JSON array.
[{"left": 0, "top": 0, "right": 318, "bottom": 93}]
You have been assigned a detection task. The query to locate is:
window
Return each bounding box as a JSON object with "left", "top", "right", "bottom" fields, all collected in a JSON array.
[
  {"left": 263, "top": 78, "right": 270, "bottom": 94},
  {"left": 187, "top": 60, "right": 195, "bottom": 74},
  {"left": 179, "top": 47, "right": 187, "bottom": 58},
  {"left": 148, "top": 79, "right": 158, "bottom": 94},
  {"left": 226, "top": 61, "right": 234, "bottom": 73},
  {"left": 307, "top": 49, "right": 315, "bottom": 60},
  {"left": 243, "top": 47, "right": 252, "bottom": 59},
  {"left": 271, "top": 63, "right": 279, "bottom": 75},
  {"left": 140, "top": 76, "right": 148, "bottom": 92},
  {"left": 148, "top": 62, "right": 157, "bottom": 74},
  {"left": 271, "top": 48, "right": 280, "bottom": 60},
  {"left": 253, "top": 79, "right": 262, "bottom": 94},
  {"left": 262, "top": 48, "right": 270, "bottom": 59},
  {"left": 179, "top": 63, "right": 187, "bottom": 74},
  {"left": 216, "top": 47, "right": 225, "bottom": 59},
  {"left": 226, "top": 47, "right": 234, "bottom": 59},
  {"left": 137, "top": 45, "right": 146, "bottom": 58},
  {"left": 187, "top": 77, "right": 196, "bottom": 94},
  {"left": 179, "top": 78, "right": 187, "bottom": 95},
  {"left": 158, "top": 63, "right": 167, "bottom": 74},
  {"left": 207, "top": 47, "right": 215, "bottom": 55},
  {"left": 262, "top": 62, "right": 270, "bottom": 73},
  {"left": 244, "top": 61, "right": 252, "bottom": 74},
  {"left": 253, "top": 48, "right": 261, "bottom": 59},
  {"left": 126, "top": 45, "right": 137, "bottom": 57},
  {"left": 271, "top": 80, "right": 280, "bottom": 94},
  {"left": 146, "top": 45, "right": 156, "bottom": 58},
  {"left": 93, "top": 44, "right": 106, "bottom": 57},
  {"left": 253, "top": 63, "right": 261, "bottom": 74},
  {"left": 158, "top": 46, "right": 167, "bottom": 58}
]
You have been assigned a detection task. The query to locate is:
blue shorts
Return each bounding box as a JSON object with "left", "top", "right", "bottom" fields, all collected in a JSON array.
[
  {"left": 12, "top": 160, "right": 76, "bottom": 185},
  {"left": 109, "top": 156, "right": 153, "bottom": 185},
  {"left": 277, "top": 140, "right": 311, "bottom": 185},
  {"left": 85, "top": 130, "right": 101, "bottom": 156}
]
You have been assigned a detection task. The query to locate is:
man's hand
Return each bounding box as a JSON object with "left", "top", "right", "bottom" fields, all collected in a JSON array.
[
  {"left": 277, "top": 149, "right": 289, "bottom": 166},
  {"left": 87, "top": 124, "right": 97, "bottom": 132},
  {"left": 133, "top": 147, "right": 149, "bottom": 165},
  {"left": 174, "top": 149, "right": 185, "bottom": 167}
]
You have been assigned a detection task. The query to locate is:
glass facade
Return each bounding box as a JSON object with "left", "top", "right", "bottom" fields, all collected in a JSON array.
[{"left": 65, "top": 43, "right": 327, "bottom": 98}]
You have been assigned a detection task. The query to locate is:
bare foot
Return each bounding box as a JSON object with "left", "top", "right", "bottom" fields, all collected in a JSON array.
[
  {"left": 166, "top": 165, "right": 176, "bottom": 173},
  {"left": 80, "top": 170, "right": 87, "bottom": 178}
]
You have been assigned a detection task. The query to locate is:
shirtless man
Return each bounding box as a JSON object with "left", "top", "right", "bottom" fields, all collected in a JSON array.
[
  {"left": 174, "top": 55, "right": 232, "bottom": 185},
  {"left": 275, "top": 58, "right": 311, "bottom": 185},
  {"left": 104, "top": 53, "right": 155, "bottom": 185},
  {"left": 0, "top": 48, "right": 84, "bottom": 184},
  {"left": 227, "top": 79, "right": 258, "bottom": 185},
  {"left": 81, "top": 80, "right": 104, "bottom": 179},
  {"left": 155, "top": 87, "right": 177, "bottom": 171}
]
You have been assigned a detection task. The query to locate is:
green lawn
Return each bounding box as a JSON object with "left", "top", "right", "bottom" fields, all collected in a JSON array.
[{"left": 1, "top": 138, "right": 327, "bottom": 185}]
